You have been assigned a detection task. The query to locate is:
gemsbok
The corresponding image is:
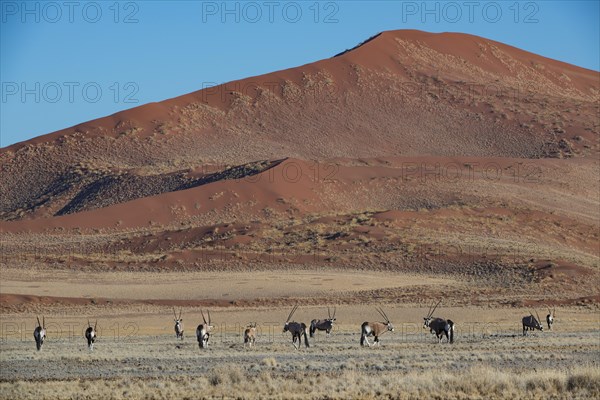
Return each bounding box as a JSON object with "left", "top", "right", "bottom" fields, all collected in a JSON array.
[
  {"left": 522, "top": 310, "right": 543, "bottom": 336},
  {"left": 243, "top": 322, "right": 257, "bottom": 348},
  {"left": 310, "top": 307, "right": 336, "bottom": 338},
  {"left": 33, "top": 316, "right": 46, "bottom": 351},
  {"left": 283, "top": 305, "right": 310, "bottom": 349},
  {"left": 196, "top": 310, "right": 213, "bottom": 349},
  {"left": 173, "top": 308, "right": 184, "bottom": 340},
  {"left": 360, "top": 307, "right": 394, "bottom": 347},
  {"left": 85, "top": 320, "right": 97, "bottom": 351},
  {"left": 546, "top": 308, "right": 555, "bottom": 330},
  {"left": 423, "top": 300, "right": 455, "bottom": 344}
]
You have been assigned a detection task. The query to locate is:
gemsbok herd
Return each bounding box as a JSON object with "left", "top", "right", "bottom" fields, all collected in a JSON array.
[{"left": 30, "top": 304, "right": 556, "bottom": 352}]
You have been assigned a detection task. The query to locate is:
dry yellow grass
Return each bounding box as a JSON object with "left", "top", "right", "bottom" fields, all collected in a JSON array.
[
  {"left": 1, "top": 365, "right": 598, "bottom": 399},
  {"left": 1, "top": 309, "right": 598, "bottom": 400}
]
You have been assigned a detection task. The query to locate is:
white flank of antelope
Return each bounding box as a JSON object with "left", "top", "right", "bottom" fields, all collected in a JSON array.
[
  {"left": 243, "top": 322, "right": 257, "bottom": 348},
  {"left": 283, "top": 305, "right": 310, "bottom": 349},
  {"left": 310, "top": 307, "right": 337, "bottom": 338},
  {"left": 360, "top": 307, "right": 394, "bottom": 347},
  {"left": 196, "top": 310, "right": 213, "bottom": 349},
  {"left": 33, "top": 316, "right": 46, "bottom": 352},
  {"left": 173, "top": 308, "right": 184, "bottom": 340},
  {"left": 422, "top": 300, "right": 455, "bottom": 344},
  {"left": 85, "top": 320, "right": 97, "bottom": 351}
]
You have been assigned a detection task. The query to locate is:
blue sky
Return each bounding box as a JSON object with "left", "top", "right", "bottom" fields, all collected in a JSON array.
[{"left": 1, "top": 1, "right": 598, "bottom": 147}]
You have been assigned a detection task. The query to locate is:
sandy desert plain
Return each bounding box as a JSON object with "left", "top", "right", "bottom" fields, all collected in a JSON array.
[{"left": 1, "top": 30, "right": 599, "bottom": 399}]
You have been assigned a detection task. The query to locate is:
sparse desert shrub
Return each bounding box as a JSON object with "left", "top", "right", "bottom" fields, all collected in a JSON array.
[
  {"left": 207, "top": 366, "right": 245, "bottom": 388},
  {"left": 228, "top": 367, "right": 244, "bottom": 385},
  {"left": 261, "top": 357, "right": 278, "bottom": 367},
  {"left": 208, "top": 370, "right": 223, "bottom": 386},
  {"left": 567, "top": 370, "right": 600, "bottom": 393}
]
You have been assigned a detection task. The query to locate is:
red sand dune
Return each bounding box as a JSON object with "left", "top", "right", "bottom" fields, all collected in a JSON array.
[
  {"left": 1, "top": 158, "right": 325, "bottom": 231},
  {"left": 1, "top": 31, "right": 599, "bottom": 317},
  {"left": 0, "top": 31, "right": 597, "bottom": 284},
  {"left": 3, "top": 29, "right": 597, "bottom": 153}
]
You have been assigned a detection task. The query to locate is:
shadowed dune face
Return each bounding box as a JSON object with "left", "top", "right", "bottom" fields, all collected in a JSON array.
[
  {"left": 1, "top": 30, "right": 598, "bottom": 222},
  {"left": 0, "top": 30, "right": 598, "bottom": 311},
  {"left": 1, "top": 156, "right": 598, "bottom": 309},
  {"left": 1, "top": 29, "right": 599, "bottom": 400}
]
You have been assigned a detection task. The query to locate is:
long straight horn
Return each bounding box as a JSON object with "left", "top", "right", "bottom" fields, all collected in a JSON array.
[
  {"left": 426, "top": 301, "right": 434, "bottom": 317},
  {"left": 333, "top": 306, "right": 336, "bottom": 319},
  {"left": 429, "top": 300, "right": 441, "bottom": 318},
  {"left": 88, "top": 319, "right": 91, "bottom": 328},
  {"left": 42, "top": 316, "right": 45, "bottom": 329},
  {"left": 287, "top": 305, "right": 298, "bottom": 322},
  {"left": 535, "top": 309, "right": 542, "bottom": 323},
  {"left": 173, "top": 307, "right": 177, "bottom": 319},
  {"left": 95, "top": 320, "right": 98, "bottom": 331},
  {"left": 201, "top": 310, "right": 207, "bottom": 324},
  {"left": 381, "top": 307, "right": 390, "bottom": 323},
  {"left": 426, "top": 300, "right": 436, "bottom": 318},
  {"left": 207, "top": 310, "right": 211, "bottom": 325},
  {"left": 179, "top": 308, "right": 182, "bottom": 320},
  {"left": 37, "top": 316, "right": 41, "bottom": 328},
  {"left": 376, "top": 307, "right": 389, "bottom": 323},
  {"left": 328, "top": 307, "right": 331, "bottom": 319},
  {"left": 530, "top": 310, "right": 536, "bottom": 321}
]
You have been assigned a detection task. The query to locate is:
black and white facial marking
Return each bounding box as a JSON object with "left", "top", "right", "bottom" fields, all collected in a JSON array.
[
  {"left": 243, "top": 322, "right": 257, "bottom": 348},
  {"left": 85, "top": 320, "right": 97, "bottom": 351},
  {"left": 196, "top": 310, "right": 213, "bottom": 349},
  {"left": 360, "top": 307, "right": 394, "bottom": 347},
  {"left": 522, "top": 311, "right": 543, "bottom": 336},
  {"left": 173, "top": 308, "right": 184, "bottom": 340},
  {"left": 283, "top": 305, "right": 309, "bottom": 349},
  {"left": 33, "top": 316, "right": 46, "bottom": 351},
  {"left": 423, "top": 301, "right": 455, "bottom": 344},
  {"left": 546, "top": 308, "right": 555, "bottom": 330},
  {"left": 309, "top": 307, "right": 336, "bottom": 338}
]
